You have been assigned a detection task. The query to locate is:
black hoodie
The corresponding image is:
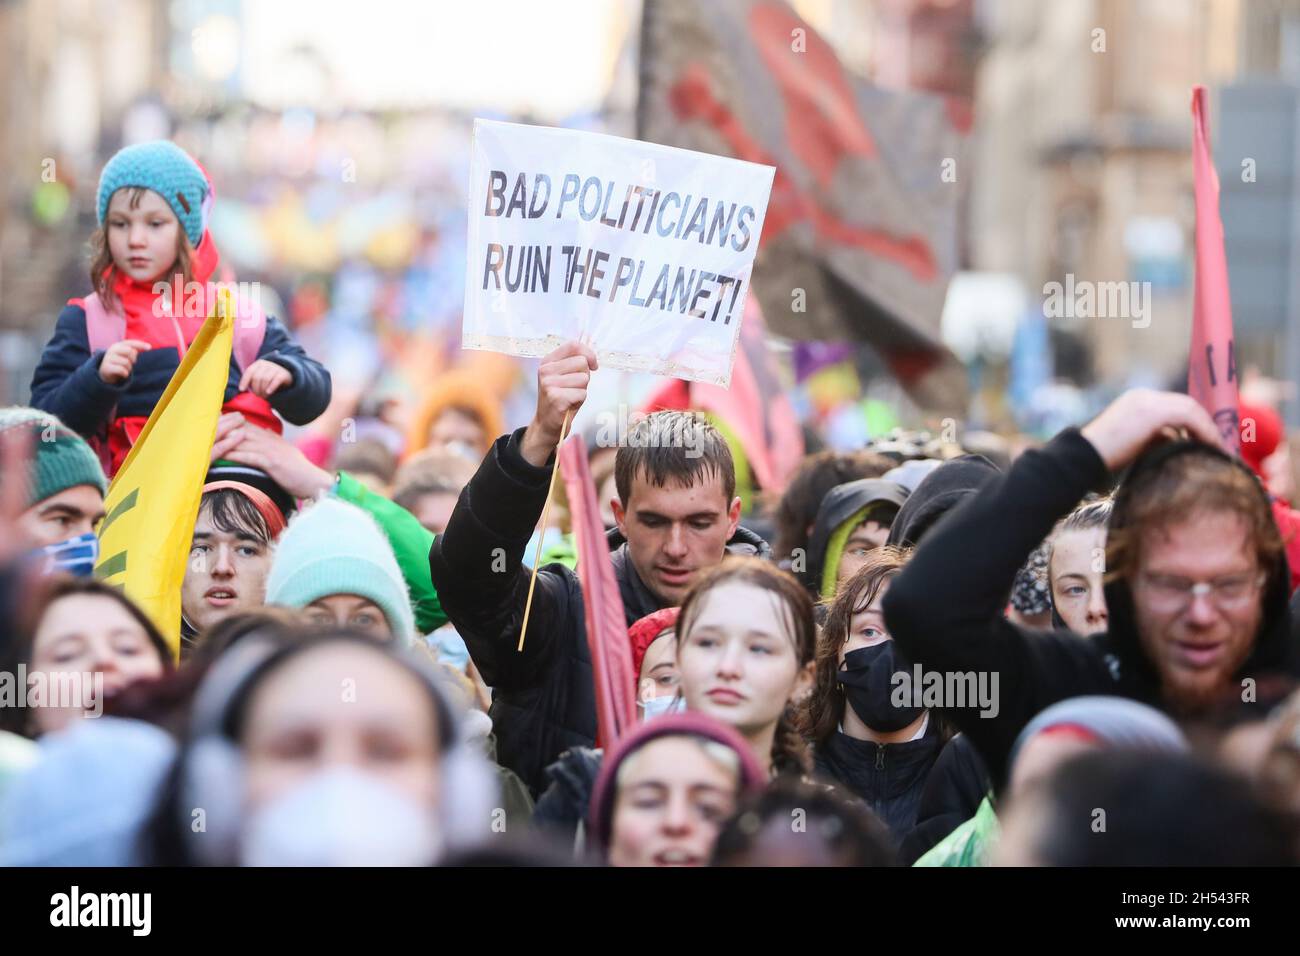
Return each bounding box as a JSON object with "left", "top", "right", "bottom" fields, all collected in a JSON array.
[
  {"left": 883, "top": 427, "right": 1298, "bottom": 791},
  {"left": 885, "top": 454, "right": 1000, "bottom": 549},
  {"left": 804, "top": 478, "right": 909, "bottom": 596}
]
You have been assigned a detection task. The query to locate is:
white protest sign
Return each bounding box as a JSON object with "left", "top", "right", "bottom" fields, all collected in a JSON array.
[{"left": 463, "top": 119, "right": 774, "bottom": 387}]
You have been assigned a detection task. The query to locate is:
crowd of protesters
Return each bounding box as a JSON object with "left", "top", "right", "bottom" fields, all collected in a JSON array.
[{"left": 1, "top": 140, "right": 1299, "bottom": 868}]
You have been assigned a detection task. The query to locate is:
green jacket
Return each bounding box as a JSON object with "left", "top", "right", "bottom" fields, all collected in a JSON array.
[{"left": 334, "top": 471, "right": 448, "bottom": 634}]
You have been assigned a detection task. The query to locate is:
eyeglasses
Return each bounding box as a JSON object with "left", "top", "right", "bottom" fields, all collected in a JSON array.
[{"left": 1137, "top": 571, "right": 1267, "bottom": 613}]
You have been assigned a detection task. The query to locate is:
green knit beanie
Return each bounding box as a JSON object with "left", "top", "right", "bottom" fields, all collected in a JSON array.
[{"left": 0, "top": 408, "right": 108, "bottom": 509}]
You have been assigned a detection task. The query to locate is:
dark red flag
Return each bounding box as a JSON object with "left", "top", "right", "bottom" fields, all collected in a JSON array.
[{"left": 639, "top": 0, "right": 968, "bottom": 414}]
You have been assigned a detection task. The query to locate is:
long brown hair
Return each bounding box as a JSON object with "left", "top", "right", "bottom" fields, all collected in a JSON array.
[
  {"left": 804, "top": 547, "right": 910, "bottom": 746},
  {"left": 90, "top": 186, "right": 194, "bottom": 313},
  {"left": 677, "top": 556, "right": 816, "bottom": 775}
]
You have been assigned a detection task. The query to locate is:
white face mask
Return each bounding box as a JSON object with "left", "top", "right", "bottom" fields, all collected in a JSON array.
[
  {"left": 443, "top": 440, "right": 478, "bottom": 463},
  {"left": 240, "top": 767, "right": 441, "bottom": 867},
  {"left": 641, "top": 694, "right": 684, "bottom": 723}
]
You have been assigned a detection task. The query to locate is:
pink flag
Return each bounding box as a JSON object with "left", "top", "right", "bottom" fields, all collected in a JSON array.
[
  {"left": 1189, "top": 86, "right": 1240, "bottom": 454},
  {"left": 559, "top": 434, "right": 637, "bottom": 749}
]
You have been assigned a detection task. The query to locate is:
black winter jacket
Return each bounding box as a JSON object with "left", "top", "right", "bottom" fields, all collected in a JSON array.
[
  {"left": 883, "top": 427, "right": 1299, "bottom": 791},
  {"left": 897, "top": 732, "right": 991, "bottom": 864},
  {"left": 812, "top": 719, "right": 942, "bottom": 846},
  {"left": 429, "top": 427, "right": 771, "bottom": 796}
]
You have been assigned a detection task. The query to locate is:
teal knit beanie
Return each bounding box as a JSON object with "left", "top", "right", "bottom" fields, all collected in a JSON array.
[
  {"left": 97, "top": 141, "right": 211, "bottom": 247},
  {"left": 265, "top": 498, "right": 415, "bottom": 644},
  {"left": 0, "top": 408, "right": 107, "bottom": 509}
]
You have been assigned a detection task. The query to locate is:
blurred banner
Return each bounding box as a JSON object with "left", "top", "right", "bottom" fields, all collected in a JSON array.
[
  {"left": 638, "top": 0, "right": 968, "bottom": 414},
  {"left": 463, "top": 119, "right": 773, "bottom": 386}
]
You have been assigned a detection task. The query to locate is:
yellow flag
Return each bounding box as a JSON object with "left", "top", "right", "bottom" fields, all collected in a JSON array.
[{"left": 96, "top": 290, "right": 235, "bottom": 657}]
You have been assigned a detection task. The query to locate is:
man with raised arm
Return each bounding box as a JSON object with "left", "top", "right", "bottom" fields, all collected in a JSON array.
[
  {"left": 884, "top": 389, "right": 1299, "bottom": 789},
  {"left": 430, "top": 342, "right": 770, "bottom": 794}
]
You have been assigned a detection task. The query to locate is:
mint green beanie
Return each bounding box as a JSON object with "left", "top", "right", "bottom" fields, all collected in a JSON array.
[
  {"left": 0, "top": 407, "right": 107, "bottom": 509},
  {"left": 265, "top": 498, "right": 415, "bottom": 644}
]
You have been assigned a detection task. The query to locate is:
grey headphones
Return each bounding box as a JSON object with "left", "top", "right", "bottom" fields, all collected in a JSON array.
[{"left": 178, "top": 631, "right": 493, "bottom": 865}]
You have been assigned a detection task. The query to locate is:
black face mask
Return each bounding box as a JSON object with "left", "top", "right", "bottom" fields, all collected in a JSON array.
[{"left": 837, "top": 643, "right": 923, "bottom": 733}]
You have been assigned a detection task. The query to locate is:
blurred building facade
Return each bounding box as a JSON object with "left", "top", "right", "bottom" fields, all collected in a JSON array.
[
  {"left": 970, "top": 0, "right": 1300, "bottom": 399},
  {"left": 0, "top": 0, "right": 169, "bottom": 402}
]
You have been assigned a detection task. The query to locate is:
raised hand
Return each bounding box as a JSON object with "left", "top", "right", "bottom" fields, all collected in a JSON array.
[
  {"left": 220, "top": 419, "right": 333, "bottom": 500},
  {"left": 520, "top": 340, "right": 598, "bottom": 467},
  {"left": 1080, "top": 389, "right": 1222, "bottom": 471}
]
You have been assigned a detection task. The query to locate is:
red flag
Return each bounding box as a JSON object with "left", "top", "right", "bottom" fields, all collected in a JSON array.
[
  {"left": 559, "top": 434, "right": 637, "bottom": 748},
  {"left": 1189, "top": 86, "right": 1240, "bottom": 454}
]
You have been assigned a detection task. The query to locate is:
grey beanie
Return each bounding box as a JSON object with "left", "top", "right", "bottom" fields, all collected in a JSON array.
[{"left": 1010, "top": 695, "right": 1189, "bottom": 773}]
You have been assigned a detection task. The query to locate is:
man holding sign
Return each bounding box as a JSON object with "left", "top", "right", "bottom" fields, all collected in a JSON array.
[
  {"left": 431, "top": 122, "right": 776, "bottom": 795},
  {"left": 429, "top": 343, "right": 769, "bottom": 796}
]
